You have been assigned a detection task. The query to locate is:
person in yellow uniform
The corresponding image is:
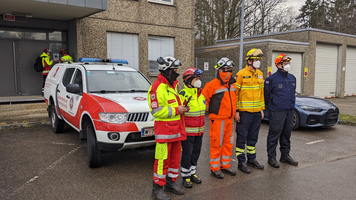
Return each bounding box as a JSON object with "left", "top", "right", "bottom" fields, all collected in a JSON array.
[
  {"left": 148, "top": 56, "right": 189, "bottom": 200},
  {"left": 235, "top": 49, "right": 265, "bottom": 173},
  {"left": 179, "top": 67, "right": 206, "bottom": 188}
]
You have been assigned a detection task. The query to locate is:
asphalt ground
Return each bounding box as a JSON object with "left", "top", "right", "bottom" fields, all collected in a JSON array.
[{"left": 1, "top": 118, "right": 356, "bottom": 199}]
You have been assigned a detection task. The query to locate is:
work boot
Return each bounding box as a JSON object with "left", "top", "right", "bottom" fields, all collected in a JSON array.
[
  {"left": 280, "top": 155, "right": 298, "bottom": 166},
  {"left": 247, "top": 159, "right": 264, "bottom": 169},
  {"left": 152, "top": 182, "right": 171, "bottom": 200},
  {"left": 238, "top": 162, "right": 250, "bottom": 174},
  {"left": 182, "top": 177, "right": 193, "bottom": 188},
  {"left": 211, "top": 170, "right": 224, "bottom": 179},
  {"left": 221, "top": 167, "right": 236, "bottom": 176},
  {"left": 268, "top": 158, "right": 280, "bottom": 168},
  {"left": 191, "top": 174, "right": 202, "bottom": 184},
  {"left": 164, "top": 177, "right": 184, "bottom": 195}
]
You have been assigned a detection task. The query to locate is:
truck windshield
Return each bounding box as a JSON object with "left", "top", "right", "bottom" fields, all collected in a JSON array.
[{"left": 87, "top": 70, "right": 151, "bottom": 93}]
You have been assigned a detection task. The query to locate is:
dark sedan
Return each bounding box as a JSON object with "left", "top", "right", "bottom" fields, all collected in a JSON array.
[{"left": 264, "top": 94, "right": 339, "bottom": 130}]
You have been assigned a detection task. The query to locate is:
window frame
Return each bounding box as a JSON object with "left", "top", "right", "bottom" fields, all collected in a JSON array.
[{"left": 147, "top": 0, "right": 174, "bottom": 6}]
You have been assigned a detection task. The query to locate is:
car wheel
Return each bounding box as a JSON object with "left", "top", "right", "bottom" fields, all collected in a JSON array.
[
  {"left": 50, "top": 103, "right": 65, "bottom": 133},
  {"left": 292, "top": 110, "right": 300, "bottom": 130},
  {"left": 86, "top": 124, "right": 102, "bottom": 168}
]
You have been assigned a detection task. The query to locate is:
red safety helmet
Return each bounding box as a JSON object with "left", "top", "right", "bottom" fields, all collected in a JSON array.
[
  {"left": 43, "top": 48, "right": 51, "bottom": 53},
  {"left": 183, "top": 67, "right": 203, "bottom": 81},
  {"left": 59, "top": 49, "right": 67, "bottom": 55},
  {"left": 275, "top": 54, "right": 291, "bottom": 66}
]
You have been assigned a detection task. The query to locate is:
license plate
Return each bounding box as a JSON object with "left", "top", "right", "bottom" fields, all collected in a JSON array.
[{"left": 141, "top": 128, "right": 154, "bottom": 137}]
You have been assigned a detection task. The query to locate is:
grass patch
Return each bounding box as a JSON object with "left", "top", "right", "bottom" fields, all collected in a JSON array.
[{"left": 339, "top": 114, "right": 356, "bottom": 123}]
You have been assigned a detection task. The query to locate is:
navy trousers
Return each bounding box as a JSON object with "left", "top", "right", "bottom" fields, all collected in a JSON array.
[
  {"left": 235, "top": 111, "right": 262, "bottom": 163},
  {"left": 180, "top": 135, "right": 203, "bottom": 178},
  {"left": 267, "top": 109, "right": 293, "bottom": 159}
]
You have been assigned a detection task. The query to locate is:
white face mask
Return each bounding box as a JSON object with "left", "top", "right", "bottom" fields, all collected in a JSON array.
[
  {"left": 193, "top": 80, "right": 202, "bottom": 88},
  {"left": 253, "top": 60, "right": 261, "bottom": 69},
  {"left": 283, "top": 64, "right": 291, "bottom": 72}
]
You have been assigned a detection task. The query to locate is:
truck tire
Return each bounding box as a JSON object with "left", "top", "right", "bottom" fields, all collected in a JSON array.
[
  {"left": 50, "top": 103, "right": 65, "bottom": 133},
  {"left": 87, "top": 124, "right": 102, "bottom": 168}
]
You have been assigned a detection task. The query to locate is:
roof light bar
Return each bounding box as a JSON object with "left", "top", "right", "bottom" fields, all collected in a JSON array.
[{"left": 78, "top": 58, "right": 128, "bottom": 64}]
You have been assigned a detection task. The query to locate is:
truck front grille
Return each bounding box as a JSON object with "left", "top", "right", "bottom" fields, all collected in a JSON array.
[{"left": 127, "top": 112, "right": 149, "bottom": 122}]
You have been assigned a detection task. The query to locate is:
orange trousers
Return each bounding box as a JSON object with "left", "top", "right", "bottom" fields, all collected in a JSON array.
[{"left": 209, "top": 118, "right": 235, "bottom": 172}]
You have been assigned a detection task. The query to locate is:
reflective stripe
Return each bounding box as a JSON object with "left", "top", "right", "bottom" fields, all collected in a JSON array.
[
  {"left": 210, "top": 158, "right": 220, "bottom": 162},
  {"left": 221, "top": 161, "right": 230, "bottom": 165},
  {"left": 151, "top": 106, "right": 163, "bottom": 115},
  {"left": 181, "top": 173, "right": 190, "bottom": 177},
  {"left": 236, "top": 84, "right": 242, "bottom": 89},
  {"left": 155, "top": 133, "right": 181, "bottom": 140},
  {"left": 246, "top": 145, "right": 256, "bottom": 154},
  {"left": 181, "top": 167, "right": 190, "bottom": 172},
  {"left": 230, "top": 118, "right": 234, "bottom": 144},
  {"left": 185, "top": 126, "right": 204, "bottom": 133},
  {"left": 221, "top": 155, "right": 231, "bottom": 159},
  {"left": 190, "top": 165, "right": 197, "bottom": 170},
  {"left": 220, "top": 120, "right": 225, "bottom": 147},
  {"left": 236, "top": 147, "right": 245, "bottom": 156},
  {"left": 153, "top": 173, "right": 166, "bottom": 179},
  {"left": 215, "top": 88, "right": 228, "bottom": 94},
  {"left": 167, "top": 173, "right": 179, "bottom": 178},
  {"left": 184, "top": 110, "right": 206, "bottom": 117},
  {"left": 168, "top": 168, "right": 179, "bottom": 173},
  {"left": 230, "top": 88, "right": 236, "bottom": 92},
  {"left": 211, "top": 164, "right": 220, "bottom": 168},
  {"left": 168, "top": 107, "right": 173, "bottom": 118}
]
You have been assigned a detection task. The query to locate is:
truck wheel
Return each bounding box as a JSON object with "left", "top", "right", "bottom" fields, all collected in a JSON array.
[
  {"left": 292, "top": 110, "right": 300, "bottom": 130},
  {"left": 86, "top": 124, "right": 102, "bottom": 168},
  {"left": 50, "top": 103, "right": 65, "bottom": 133}
]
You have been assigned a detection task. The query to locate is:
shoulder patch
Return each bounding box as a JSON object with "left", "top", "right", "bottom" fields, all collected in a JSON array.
[{"left": 265, "top": 80, "right": 269, "bottom": 84}]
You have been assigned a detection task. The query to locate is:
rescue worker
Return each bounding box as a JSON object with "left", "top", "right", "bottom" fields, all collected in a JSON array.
[
  {"left": 264, "top": 54, "right": 298, "bottom": 168},
  {"left": 148, "top": 56, "right": 189, "bottom": 200},
  {"left": 235, "top": 49, "right": 265, "bottom": 174},
  {"left": 41, "top": 48, "right": 53, "bottom": 96},
  {"left": 59, "top": 49, "right": 73, "bottom": 63},
  {"left": 179, "top": 67, "right": 206, "bottom": 188},
  {"left": 202, "top": 57, "right": 237, "bottom": 179}
]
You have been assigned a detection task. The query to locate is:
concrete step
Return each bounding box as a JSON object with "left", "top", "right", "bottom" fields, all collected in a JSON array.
[{"left": 0, "top": 103, "right": 48, "bottom": 118}]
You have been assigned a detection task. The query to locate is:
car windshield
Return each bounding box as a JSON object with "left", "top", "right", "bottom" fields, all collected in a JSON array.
[{"left": 87, "top": 70, "right": 151, "bottom": 93}]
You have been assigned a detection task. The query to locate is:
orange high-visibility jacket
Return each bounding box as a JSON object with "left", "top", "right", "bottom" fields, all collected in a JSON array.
[{"left": 202, "top": 75, "right": 237, "bottom": 120}]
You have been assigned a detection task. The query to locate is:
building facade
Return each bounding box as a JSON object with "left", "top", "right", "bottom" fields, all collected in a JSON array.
[
  {"left": 195, "top": 28, "right": 356, "bottom": 99},
  {"left": 0, "top": 0, "right": 195, "bottom": 97}
]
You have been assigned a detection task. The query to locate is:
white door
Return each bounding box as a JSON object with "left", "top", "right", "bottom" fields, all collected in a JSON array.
[
  {"left": 314, "top": 44, "right": 338, "bottom": 98},
  {"left": 271, "top": 52, "right": 303, "bottom": 93},
  {"left": 107, "top": 32, "right": 139, "bottom": 70},
  {"left": 345, "top": 47, "right": 356, "bottom": 96}
]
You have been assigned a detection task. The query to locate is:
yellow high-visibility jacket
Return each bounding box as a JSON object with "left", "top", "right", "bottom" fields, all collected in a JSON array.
[{"left": 235, "top": 66, "right": 265, "bottom": 112}]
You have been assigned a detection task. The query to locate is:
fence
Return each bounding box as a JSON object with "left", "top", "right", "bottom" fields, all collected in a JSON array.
[{"left": 195, "top": 57, "right": 217, "bottom": 87}]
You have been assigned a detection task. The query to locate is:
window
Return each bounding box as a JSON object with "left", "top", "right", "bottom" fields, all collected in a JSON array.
[
  {"left": 148, "top": 0, "right": 173, "bottom": 5},
  {"left": 62, "top": 68, "right": 75, "bottom": 87},
  {"left": 72, "top": 69, "right": 83, "bottom": 92},
  {"left": 148, "top": 36, "right": 174, "bottom": 74},
  {"left": 107, "top": 32, "right": 139, "bottom": 70}
]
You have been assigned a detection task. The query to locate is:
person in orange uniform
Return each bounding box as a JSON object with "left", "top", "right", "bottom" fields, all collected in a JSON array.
[
  {"left": 235, "top": 49, "right": 265, "bottom": 174},
  {"left": 148, "top": 56, "right": 189, "bottom": 200},
  {"left": 202, "top": 57, "right": 237, "bottom": 179},
  {"left": 41, "top": 48, "right": 53, "bottom": 96}
]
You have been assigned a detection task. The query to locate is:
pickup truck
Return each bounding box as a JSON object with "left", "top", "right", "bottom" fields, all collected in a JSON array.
[{"left": 43, "top": 58, "right": 155, "bottom": 168}]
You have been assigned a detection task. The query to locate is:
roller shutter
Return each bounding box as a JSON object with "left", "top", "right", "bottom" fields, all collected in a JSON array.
[{"left": 345, "top": 47, "right": 356, "bottom": 96}]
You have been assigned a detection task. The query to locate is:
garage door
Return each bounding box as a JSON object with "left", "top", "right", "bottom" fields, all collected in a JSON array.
[
  {"left": 345, "top": 47, "right": 356, "bottom": 96},
  {"left": 107, "top": 32, "right": 139, "bottom": 70},
  {"left": 272, "top": 52, "right": 302, "bottom": 93},
  {"left": 315, "top": 44, "right": 338, "bottom": 98}
]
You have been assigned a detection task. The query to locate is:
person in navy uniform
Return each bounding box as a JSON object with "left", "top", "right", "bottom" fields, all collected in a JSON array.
[{"left": 264, "top": 54, "right": 298, "bottom": 168}]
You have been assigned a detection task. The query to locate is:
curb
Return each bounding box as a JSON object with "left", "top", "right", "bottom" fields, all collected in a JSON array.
[
  {"left": 0, "top": 120, "right": 50, "bottom": 131},
  {"left": 338, "top": 120, "right": 356, "bottom": 126}
]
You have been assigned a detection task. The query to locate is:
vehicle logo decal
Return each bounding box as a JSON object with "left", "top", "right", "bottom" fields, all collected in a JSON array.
[
  {"left": 133, "top": 97, "right": 147, "bottom": 101},
  {"left": 69, "top": 97, "right": 74, "bottom": 110},
  {"left": 278, "top": 84, "right": 283, "bottom": 89}
]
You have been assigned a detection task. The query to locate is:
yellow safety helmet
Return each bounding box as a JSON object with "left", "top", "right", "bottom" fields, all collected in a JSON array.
[{"left": 246, "top": 48, "right": 264, "bottom": 60}]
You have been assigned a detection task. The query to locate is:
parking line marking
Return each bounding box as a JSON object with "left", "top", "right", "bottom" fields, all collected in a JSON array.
[{"left": 306, "top": 140, "right": 325, "bottom": 145}]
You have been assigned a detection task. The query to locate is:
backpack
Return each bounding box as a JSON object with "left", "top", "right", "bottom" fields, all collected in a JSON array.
[{"left": 34, "top": 56, "right": 43, "bottom": 72}]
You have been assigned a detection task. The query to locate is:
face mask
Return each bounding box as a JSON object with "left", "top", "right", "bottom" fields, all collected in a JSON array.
[
  {"left": 283, "top": 64, "right": 291, "bottom": 72},
  {"left": 170, "top": 70, "right": 180, "bottom": 81},
  {"left": 193, "top": 80, "right": 202, "bottom": 88},
  {"left": 223, "top": 68, "right": 232, "bottom": 72},
  {"left": 253, "top": 60, "right": 261, "bottom": 69}
]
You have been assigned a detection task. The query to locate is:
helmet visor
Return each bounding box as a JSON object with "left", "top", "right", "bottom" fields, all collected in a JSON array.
[
  {"left": 194, "top": 68, "right": 203, "bottom": 76},
  {"left": 170, "top": 59, "right": 181, "bottom": 68}
]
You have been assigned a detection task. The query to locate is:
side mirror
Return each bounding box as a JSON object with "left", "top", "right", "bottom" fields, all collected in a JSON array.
[{"left": 66, "top": 84, "right": 80, "bottom": 94}]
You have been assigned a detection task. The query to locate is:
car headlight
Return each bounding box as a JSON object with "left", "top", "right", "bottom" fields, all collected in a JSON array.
[
  {"left": 298, "top": 105, "right": 323, "bottom": 112},
  {"left": 99, "top": 113, "right": 128, "bottom": 124}
]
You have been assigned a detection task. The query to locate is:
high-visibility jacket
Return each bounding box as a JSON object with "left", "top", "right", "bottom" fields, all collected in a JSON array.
[
  {"left": 41, "top": 52, "right": 52, "bottom": 76},
  {"left": 235, "top": 66, "right": 265, "bottom": 112},
  {"left": 202, "top": 72, "right": 237, "bottom": 120},
  {"left": 59, "top": 54, "right": 73, "bottom": 63},
  {"left": 179, "top": 85, "right": 206, "bottom": 136},
  {"left": 147, "top": 74, "right": 186, "bottom": 143}
]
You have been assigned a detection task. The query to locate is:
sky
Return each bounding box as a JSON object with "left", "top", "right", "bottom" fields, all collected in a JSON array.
[{"left": 287, "top": 0, "right": 305, "bottom": 14}]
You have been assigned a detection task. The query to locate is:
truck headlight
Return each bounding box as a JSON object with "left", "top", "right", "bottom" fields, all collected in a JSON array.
[
  {"left": 99, "top": 113, "right": 128, "bottom": 124},
  {"left": 299, "top": 105, "right": 323, "bottom": 112}
]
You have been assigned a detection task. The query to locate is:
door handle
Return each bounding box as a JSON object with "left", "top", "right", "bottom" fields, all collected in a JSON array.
[
  {"left": 57, "top": 89, "right": 60, "bottom": 93},
  {"left": 66, "top": 95, "right": 70, "bottom": 99}
]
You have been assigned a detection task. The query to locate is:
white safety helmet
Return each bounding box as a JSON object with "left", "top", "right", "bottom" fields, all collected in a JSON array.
[
  {"left": 157, "top": 56, "right": 181, "bottom": 71},
  {"left": 214, "top": 57, "right": 234, "bottom": 69}
]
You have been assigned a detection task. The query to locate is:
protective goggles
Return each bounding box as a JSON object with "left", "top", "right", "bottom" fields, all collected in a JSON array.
[
  {"left": 215, "top": 59, "right": 234, "bottom": 69},
  {"left": 282, "top": 55, "right": 291, "bottom": 61},
  {"left": 194, "top": 68, "right": 203, "bottom": 76}
]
